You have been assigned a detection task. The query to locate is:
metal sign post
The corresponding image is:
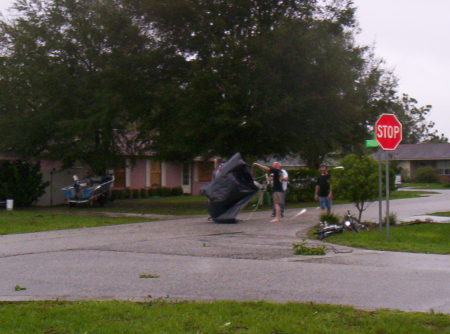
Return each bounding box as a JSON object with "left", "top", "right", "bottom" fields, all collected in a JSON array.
[
  {"left": 378, "top": 149, "right": 383, "bottom": 232},
  {"left": 375, "top": 113, "right": 402, "bottom": 241},
  {"left": 385, "top": 151, "right": 390, "bottom": 241},
  {"left": 366, "top": 138, "right": 383, "bottom": 232}
]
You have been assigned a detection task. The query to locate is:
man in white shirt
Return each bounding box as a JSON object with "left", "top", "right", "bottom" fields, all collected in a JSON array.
[{"left": 270, "top": 168, "right": 288, "bottom": 218}]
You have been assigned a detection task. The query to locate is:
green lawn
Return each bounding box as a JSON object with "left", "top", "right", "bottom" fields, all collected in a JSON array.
[
  {"left": 52, "top": 195, "right": 210, "bottom": 215},
  {"left": 0, "top": 189, "right": 439, "bottom": 235},
  {"left": 0, "top": 300, "right": 448, "bottom": 334},
  {"left": 41, "top": 189, "right": 435, "bottom": 216},
  {"left": 429, "top": 211, "right": 450, "bottom": 217},
  {"left": 388, "top": 190, "right": 438, "bottom": 199},
  {"left": 0, "top": 211, "right": 151, "bottom": 235},
  {"left": 316, "top": 223, "right": 450, "bottom": 254},
  {"left": 402, "top": 183, "right": 449, "bottom": 189}
]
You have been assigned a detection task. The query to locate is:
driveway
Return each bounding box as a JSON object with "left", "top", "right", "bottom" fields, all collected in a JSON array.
[{"left": 0, "top": 190, "right": 449, "bottom": 313}]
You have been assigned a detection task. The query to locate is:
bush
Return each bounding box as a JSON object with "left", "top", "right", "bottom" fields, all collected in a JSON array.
[
  {"left": 171, "top": 187, "right": 184, "bottom": 196},
  {"left": 412, "top": 166, "right": 440, "bottom": 183},
  {"left": 320, "top": 212, "right": 340, "bottom": 224},
  {"left": 132, "top": 189, "right": 140, "bottom": 199},
  {"left": 111, "top": 187, "right": 184, "bottom": 198},
  {"left": 285, "top": 169, "right": 320, "bottom": 203},
  {"left": 160, "top": 187, "right": 173, "bottom": 197},
  {"left": 292, "top": 240, "right": 327, "bottom": 255},
  {"left": 125, "top": 188, "right": 134, "bottom": 199},
  {"left": 0, "top": 160, "right": 48, "bottom": 207},
  {"left": 383, "top": 212, "right": 398, "bottom": 226},
  {"left": 111, "top": 189, "right": 123, "bottom": 200},
  {"left": 154, "top": 188, "right": 162, "bottom": 196},
  {"left": 139, "top": 188, "right": 147, "bottom": 198}
]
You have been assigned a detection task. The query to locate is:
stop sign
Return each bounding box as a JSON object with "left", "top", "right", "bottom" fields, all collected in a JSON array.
[{"left": 375, "top": 114, "right": 402, "bottom": 150}]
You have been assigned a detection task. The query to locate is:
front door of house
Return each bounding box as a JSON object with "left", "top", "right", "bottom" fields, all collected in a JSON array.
[
  {"left": 150, "top": 160, "right": 161, "bottom": 188},
  {"left": 182, "top": 163, "right": 191, "bottom": 194}
]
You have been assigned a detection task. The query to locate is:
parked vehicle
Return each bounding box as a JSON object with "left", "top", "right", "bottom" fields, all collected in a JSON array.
[
  {"left": 315, "top": 210, "right": 364, "bottom": 240},
  {"left": 62, "top": 175, "right": 114, "bottom": 206}
]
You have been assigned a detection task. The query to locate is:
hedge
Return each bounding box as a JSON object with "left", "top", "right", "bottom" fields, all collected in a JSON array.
[{"left": 110, "top": 187, "right": 184, "bottom": 199}]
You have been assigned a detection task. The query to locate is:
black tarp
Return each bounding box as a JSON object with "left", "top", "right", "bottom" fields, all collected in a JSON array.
[{"left": 202, "top": 153, "right": 258, "bottom": 223}]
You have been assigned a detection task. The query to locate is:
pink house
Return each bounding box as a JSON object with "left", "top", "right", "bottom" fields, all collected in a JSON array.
[
  {"left": 112, "top": 157, "right": 216, "bottom": 196},
  {"left": 1, "top": 150, "right": 218, "bottom": 206}
]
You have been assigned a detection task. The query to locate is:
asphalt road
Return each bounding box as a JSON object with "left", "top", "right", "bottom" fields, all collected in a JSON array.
[{"left": 0, "top": 189, "right": 449, "bottom": 313}]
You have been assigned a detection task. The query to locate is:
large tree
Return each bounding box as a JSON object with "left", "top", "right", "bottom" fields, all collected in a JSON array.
[
  {"left": 0, "top": 0, "right": 422, "bottom": 170},
  {"left": 129, "top": 0, "right": 385, "bottom": 166},
  {"left": 0, "top": 0, "right": 168, "bottom": 173}
]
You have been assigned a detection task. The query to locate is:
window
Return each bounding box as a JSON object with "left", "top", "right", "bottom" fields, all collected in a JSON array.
[{"left": 436, "top": 161, "right": 450, "bottom": 175}]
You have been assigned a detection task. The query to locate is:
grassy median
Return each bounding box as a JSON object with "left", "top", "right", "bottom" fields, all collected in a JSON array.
[
  {"left": 34, "top": 189, "right": 435, "bottom": 216},
  {"left": 315, "top": 223, "right": 450, "bottom": 254},
  {"left": 0, "top": 211, "right": 150, "bottom": 235},
  {"left": 0, "top": 300, "right": 448, "bottom": 334}
]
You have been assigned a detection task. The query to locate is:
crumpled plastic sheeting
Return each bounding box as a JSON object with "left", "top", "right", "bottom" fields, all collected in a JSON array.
[{"left": 203, "top": 153, "right": 258, "bottom": 223}]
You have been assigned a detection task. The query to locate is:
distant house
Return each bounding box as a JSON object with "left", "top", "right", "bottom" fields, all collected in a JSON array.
[
  {"left": 0, "top": 151, "right": 219, "bottom": 206},
  {"left": 256, "top": 155, "right": 307, "bottom": 170},
  {"left": 2, "top": 148, "right": 342, "bottom": 206},
  {"left": 373, "top": 143, "right": 450, "bottom": 181},
  {"left": 111, "top": 156, "right": 218, "bottom": 197}
]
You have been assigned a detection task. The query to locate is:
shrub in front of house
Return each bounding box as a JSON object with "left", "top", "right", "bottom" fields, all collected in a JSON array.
[
  {"left": 145, "top": 188, "right": 154, "bottom": 197},
  {"left": 413, "top": 166, "right": 440, "bottom": 183},
  {"left": 171, "top": 187, "right": 184, "bottom": 196},
  {"left": 124, "top": 188, "right": 133, "bottom": 199},
  {"left": 132, "top": 189, "right": 140, "bottom": 199},
  {"left": 160, "top": 187, "right": 173, "bottom": 197},
  {"left": 111, "top": 187, "right": 186, "bottom": 198},
  {"left": 285, "top": 169, "right": 320, "bottom": 203},
  {"left": 140, "top": 188, "right": 148, "bottom": 198},
  {"left": 110, "top": 189, "right": 122, "bottom": 200},
  {"left": 0, "top": 160, "right": 48, "bottom": 207},
  {"left": 150, "top": 187, "right": 162, "bottom": 196}
]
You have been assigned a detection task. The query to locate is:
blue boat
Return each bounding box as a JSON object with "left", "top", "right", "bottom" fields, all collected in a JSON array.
[{"left": 62, "top": 175, "right": 115, "bottom": 206}]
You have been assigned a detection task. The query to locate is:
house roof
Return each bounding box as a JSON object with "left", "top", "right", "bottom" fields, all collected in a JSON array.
[
  {"left": 373, "top": 143, "right": 450, "bottom": 160},
  {"left": 256, "top": 154, "right": 339, "bottom": 169}
]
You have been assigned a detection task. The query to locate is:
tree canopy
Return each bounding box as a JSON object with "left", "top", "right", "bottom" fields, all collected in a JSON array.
[{"left": 0, "top": 0, "right": 445, "bottom": 172}]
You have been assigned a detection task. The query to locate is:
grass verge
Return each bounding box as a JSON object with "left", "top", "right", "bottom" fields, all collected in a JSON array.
[
  {"left": 48, "top": 196, "right": 209, "bottom": 215},
  {"left": 0, "top": 211, "right": 151, "bottom": 235},
  {"left": 401, "top": 183, "right": 449, "bottom": 189},
  {"left": 388, "top": 190, "right": 438, "bottom": 199},
  {"left": 312, "top": 223, "right": 450, "bottom": 254},
  {"left": 0, "top": 300, "right": 448, "bottom": 334},
  {"left": 41, "top": 189, "right": 434, "bottom": 216},
  {"left": 0, "top": 189, "right": 437, "bottom": 235},
  {"left": 428, "top": 211, "right": 450, "bottom": 217}
]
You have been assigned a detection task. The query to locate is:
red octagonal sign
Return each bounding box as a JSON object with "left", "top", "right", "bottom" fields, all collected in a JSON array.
[{"left": 375, "top": 114, "right": 403, "bottom": 150}]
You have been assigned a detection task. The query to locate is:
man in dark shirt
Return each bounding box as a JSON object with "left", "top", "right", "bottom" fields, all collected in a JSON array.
[
  {"left": 314, "top": 164, "right": 332, "bottom": 214},
  {"left": 253, "top": 161, "right": 287, "bottom": 223}
]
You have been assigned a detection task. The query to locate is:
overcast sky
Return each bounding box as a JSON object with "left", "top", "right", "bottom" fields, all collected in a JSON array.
[
  {"left": 354, "top": 0, "right": 450, "bottom": 139},
  {"left": 1, "top": 0, "right": 449, "bottom": 139}
]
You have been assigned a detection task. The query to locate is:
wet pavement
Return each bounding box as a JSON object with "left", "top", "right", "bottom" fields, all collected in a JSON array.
[{"left": 0, "top": 189, "right": 449, "bottom": 313}]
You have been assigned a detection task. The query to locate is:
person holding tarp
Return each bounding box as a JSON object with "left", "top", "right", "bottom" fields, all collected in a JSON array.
[
  {"left": 202, "top": 153, "right": 258, "bottom": 223},
  {"left": 252, "top": 161, "right": 287, "bottom": 223}
]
